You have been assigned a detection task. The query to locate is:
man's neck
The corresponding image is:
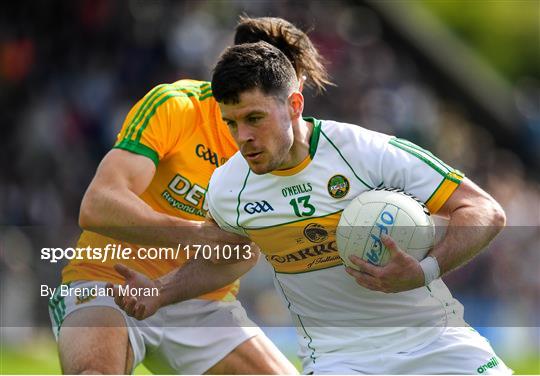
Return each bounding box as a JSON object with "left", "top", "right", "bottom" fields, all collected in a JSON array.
[{"left": 277, "top": 118, "right": 313, "bottom": 170}]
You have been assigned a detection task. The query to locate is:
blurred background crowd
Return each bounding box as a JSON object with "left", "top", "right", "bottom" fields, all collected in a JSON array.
[{"left": 0, "top": 0, "right": 538, "bottom": 373}]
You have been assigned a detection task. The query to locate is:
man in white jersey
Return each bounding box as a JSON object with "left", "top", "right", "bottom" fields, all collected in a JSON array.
[
  {"left": 113, "top": 41, "right": 511, "bottom": 373},
  {"left": 200, "top": 41, "right": 512, "bottom": 374}
]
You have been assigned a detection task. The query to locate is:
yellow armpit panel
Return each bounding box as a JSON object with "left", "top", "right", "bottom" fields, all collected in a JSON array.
[{"left": 247, "top": 212, "right": 344, "bottom": 274}]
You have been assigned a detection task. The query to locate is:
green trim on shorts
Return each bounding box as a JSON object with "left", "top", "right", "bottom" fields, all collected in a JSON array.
[
  {"left": 49, "top": 283, "right": 69, "bottom": 335},
  {"left": 48, "top": 290, "right": 61, "bottom": 328}
]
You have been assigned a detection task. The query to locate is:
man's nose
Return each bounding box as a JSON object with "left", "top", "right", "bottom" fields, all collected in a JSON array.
[{"left": 236, "top": 123, "right": 255, "bottom": 144}]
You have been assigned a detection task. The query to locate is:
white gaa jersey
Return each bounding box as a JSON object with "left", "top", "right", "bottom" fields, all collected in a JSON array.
[{"left": 207, "top": 118, "right": 466, "bottom": 361}]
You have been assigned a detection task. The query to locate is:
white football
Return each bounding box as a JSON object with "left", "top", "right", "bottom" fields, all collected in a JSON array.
[{"left": 336, "top": 188, "right": 435, "bottom": 268}]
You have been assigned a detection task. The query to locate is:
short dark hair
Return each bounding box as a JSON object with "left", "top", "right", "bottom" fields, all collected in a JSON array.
[
  {"left": 212, "top": 41, "right": 298, "bottom": 104},
  {"left": 234, "top": 16, "right": 332, "bottom": 94}
]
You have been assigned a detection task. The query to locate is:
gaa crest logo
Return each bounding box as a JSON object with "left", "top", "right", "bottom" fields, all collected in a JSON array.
[
  {"left": 303, "top": 223, "right": 329, "bottom": 243},
  {"left": 195, "top": 144, "right": 221, "bottom": 167},
  {"left": 244, "top": 200, "right": 274, "bottom": 214},
  {"left": 327, "top": 174, "right": 350, "bottom": 199}
]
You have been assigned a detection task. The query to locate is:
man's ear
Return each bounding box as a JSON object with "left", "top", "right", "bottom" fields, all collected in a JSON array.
[{"left": 288, "top": 91, "right": 304, "bottom": 120}]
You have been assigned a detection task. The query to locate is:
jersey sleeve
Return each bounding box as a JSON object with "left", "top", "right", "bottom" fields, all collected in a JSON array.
[
  {"left": 113, "top": 84, "right": 197, "bottom": 166},
  {"left": 380, "top": 137, "right": 464, "bottom": 214}
]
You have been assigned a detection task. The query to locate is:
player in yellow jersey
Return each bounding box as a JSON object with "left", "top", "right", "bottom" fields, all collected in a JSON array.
[{"left": 48, "top": 17, "right": 331, "bottom": 374}]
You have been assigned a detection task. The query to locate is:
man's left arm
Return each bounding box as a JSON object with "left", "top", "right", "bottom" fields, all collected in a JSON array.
[
  {"left": 346, "top": 178, "right": 506, "bottom": 293},
  {"left": 422, "top": 177, "right": 506, "bottom": 275}
]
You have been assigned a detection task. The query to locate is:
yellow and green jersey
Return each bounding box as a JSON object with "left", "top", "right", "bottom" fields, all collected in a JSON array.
[{"left": 62, "top": 79, "right": 239, "bottom": 301}]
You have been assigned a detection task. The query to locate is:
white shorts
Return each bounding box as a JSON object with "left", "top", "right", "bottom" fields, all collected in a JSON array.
[
  {"left": 48, "top": 281, "right": 264, "bottom": 374},
  {"left": 301, "top": 326, "right": 513, "bottom": 374}
]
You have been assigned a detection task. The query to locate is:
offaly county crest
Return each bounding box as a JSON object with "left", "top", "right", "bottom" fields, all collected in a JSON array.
[{"left": 327, "top": 174, "right": 350, "bottom": 199}]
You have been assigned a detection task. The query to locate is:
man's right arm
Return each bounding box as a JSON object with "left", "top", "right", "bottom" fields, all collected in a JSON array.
[
  {"left": 110, "top": 234, "right": 259, "bottom": 320},
  {"left": 109, "top": 159, "right": 258, "bottom": 318},
  {"left": 156, "top": 245, "right": 258, "bottom": 305},
  {"left": 78, "top": 148, "right": 247, "bottom": 247}
]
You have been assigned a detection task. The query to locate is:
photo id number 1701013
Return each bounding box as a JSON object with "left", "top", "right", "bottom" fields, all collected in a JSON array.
[{"left": 184, "top": 244, "right": 253, "bottom": 261}]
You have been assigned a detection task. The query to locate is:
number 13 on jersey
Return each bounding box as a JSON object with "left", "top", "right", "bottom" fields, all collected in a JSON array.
[{"left": 289, "top": 195, "right": 316, "bottom": 217}]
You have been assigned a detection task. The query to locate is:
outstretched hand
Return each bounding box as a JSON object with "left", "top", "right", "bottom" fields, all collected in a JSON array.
[
  {"left": 106, "top": 264, "right": 163, "bottom": 321},
  {"left": 345, "top": 234, "right": 425, "bottom": 293}
]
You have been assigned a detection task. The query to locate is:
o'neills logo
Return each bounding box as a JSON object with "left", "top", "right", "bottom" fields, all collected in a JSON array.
[
  {"left": 268, "top": 241, "right": 341, "bottom": 270},
  {"left": 303, "top": 223, "right": 328, "bottom": 243},
  {"left": 476, "top": 357, "right": 500, "bottom": 373}
]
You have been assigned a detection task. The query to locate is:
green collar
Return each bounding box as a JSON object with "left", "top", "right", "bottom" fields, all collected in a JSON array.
[{"left": 304, "top": 117, "right": 321, "bottom": 159}]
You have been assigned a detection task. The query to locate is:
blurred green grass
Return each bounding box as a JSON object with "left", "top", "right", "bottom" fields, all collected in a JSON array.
[
  {"left": 417, "top": 0, "right": 540, "bottom": 80},
  {"left": 0, "top": 334, "right": 301, "bottom": 374},
  {"left": 0, "top": 335, "right": 538, "bottom": 374},
  {"left": 0, "top": 337, "right": 151, "bottom": 374}
]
